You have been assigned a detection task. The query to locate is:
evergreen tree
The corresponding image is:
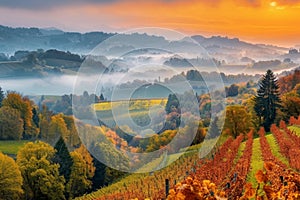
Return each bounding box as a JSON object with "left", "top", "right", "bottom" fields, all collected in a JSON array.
[
  {"left": 207, "top": 116, "right": 220, "bottom": 139},
  {"left": 32, "top": 107, "right": 39, "bottom": 128},
  {"left": 254, "top": 69, "right": 281, "bottom": 132},
  {"left": 54, "top": 137, "right": 73, "bottom": 183},
  {"left": 99, "top": 93, "right": 105, "bottom": 101},
  {"left": 0, "top": 87, "right": 4, "bottom": 107},
  {"left": 165, "top": 94, "right": 179, "bottom": 114}
]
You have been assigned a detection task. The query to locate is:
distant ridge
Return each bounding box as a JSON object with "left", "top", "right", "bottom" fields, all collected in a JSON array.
[{"left": 0, "top": 25, "right": 293, "bottom": 62}]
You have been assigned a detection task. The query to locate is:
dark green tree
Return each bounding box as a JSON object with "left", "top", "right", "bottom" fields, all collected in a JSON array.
[
  {"left": 207, "top": 116, "right": 220, "bottom": 139},
  {"left": 32, "top": 107, "right": 39, "bottom": 128},
  {"left": 226, "top": 84, "right": 239, "bottom": 97},
  {"left": 165, "top": 94, "right": 179, "bottom": 114},
  {"left": 54, "top": 137, "right": 73, "bottom": 183},
  {"left": 99, "top": 93, "right": 105, "bottom": 101},
  {"left": 0, "top": 87, "right": 4, "bottom": 107},
  {"left": 254, "top": 69, "right": 281, "bottom": 132}
]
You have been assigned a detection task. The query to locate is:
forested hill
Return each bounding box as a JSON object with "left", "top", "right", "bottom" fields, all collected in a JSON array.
[{"left": 0, "top": 25, "right": 113, "bottom": 54}]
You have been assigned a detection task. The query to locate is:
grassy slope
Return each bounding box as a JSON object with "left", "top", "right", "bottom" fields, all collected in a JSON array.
[
  {"left": 0, "top": 140, "right": 28, "bottom": 154},
  {"left": 247, "top": 138, "right": 264, "bottom": 188},
  {"left": 265, "top": 134, "right": 289, "bottom": 166}
]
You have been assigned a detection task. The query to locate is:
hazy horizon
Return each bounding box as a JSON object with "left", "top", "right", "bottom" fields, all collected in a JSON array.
[
  {"left": 1, "top": 0, "right": 300, "bottom": 47},
  {"left": 1, "top": 23, "right": 298, "bottom": 49}
]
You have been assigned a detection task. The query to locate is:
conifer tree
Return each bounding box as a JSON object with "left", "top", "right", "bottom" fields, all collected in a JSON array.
[{"left": 254, "top": 69, "right": 281, "bottom": 132}]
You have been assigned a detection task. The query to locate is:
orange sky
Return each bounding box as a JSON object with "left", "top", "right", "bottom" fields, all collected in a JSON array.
[{"left": 1, "top": 0, "right": 300, "bottom": 47}]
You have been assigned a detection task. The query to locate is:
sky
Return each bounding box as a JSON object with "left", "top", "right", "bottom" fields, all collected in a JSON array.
[{"left": 0, "top": 0, "right": 300, "bottom": 47}]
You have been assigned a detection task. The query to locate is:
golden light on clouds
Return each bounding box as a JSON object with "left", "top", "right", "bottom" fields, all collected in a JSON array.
[
  {"left": 1, "top": 0, "right": 300, "bottom": 46},
  {"left": 270, "top": 1, "right": 277, "bottom": 7},
  {"left": 87, "top": 0, "right": 300, "bottom": 46}
]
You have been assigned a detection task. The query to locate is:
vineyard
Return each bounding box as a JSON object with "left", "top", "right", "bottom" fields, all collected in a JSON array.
[{"left": 77, "top": 122, "right": 300, "bottom": 200}]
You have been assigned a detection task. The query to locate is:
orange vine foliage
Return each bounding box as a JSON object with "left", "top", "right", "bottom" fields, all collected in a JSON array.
[
  {"left": 167, "top": 177, "right": 227, "bottom": 200},
  {"left": 289, "top": 116, "right": 300, "bottom": 126}
]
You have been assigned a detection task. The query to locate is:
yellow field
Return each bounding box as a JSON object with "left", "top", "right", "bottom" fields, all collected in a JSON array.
[{"left": 93, "top": 98, "right": 167, "bottom": 111}]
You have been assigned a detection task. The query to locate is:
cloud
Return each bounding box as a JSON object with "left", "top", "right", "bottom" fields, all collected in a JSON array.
[
  {"left": 2, "top": 0, "right": 300, "bottom": 10},
  {"left": 0, "top": 0, "right": 118, "bottom": 9},
  {"left": 276, "top": 0, "right": 300, "bottom": 5}
]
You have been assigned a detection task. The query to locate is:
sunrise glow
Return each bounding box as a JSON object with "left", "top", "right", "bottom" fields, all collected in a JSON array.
[{"left": 0, "top": 0, "right": 300, "bottom": 46}]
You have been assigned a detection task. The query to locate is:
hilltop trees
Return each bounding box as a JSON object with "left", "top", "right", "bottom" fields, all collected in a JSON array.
[
  {"left": 254, "top": 70, "right": 281, "bottom": 132},
  {"left": 0, "top": 152, "right": 23, "bottom": 199}
]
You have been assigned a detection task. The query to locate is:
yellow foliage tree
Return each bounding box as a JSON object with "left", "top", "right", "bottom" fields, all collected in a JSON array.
[
  {"left": 16, "top": 141, "right": 65, "bottom": 200},
  {"left": 0, "top": 152, "right": 23, "bottom": 199}
]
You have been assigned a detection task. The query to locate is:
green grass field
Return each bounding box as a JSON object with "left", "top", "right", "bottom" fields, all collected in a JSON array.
[
  {"left": 247, "top": 138, "right": 264, "bottom": 188},
  {"left": 265, "top": 134, "right": 289, "bottom": 166},
  {"left": 0, "top": 140, "right": 28, "bottom": 155}
]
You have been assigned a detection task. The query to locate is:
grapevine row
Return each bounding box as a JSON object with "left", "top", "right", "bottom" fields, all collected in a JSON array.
[
  {"left": 221, "top": 131, "right": 253, "bottom": 199},
  {"left": 271, "top": 124, "right": 300, "bottom": 171},
  {"left": 258, "top": 127, "right": 289, "bottom": 191}
]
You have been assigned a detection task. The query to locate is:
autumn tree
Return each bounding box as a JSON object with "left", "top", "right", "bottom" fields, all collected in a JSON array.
[
  {"left": 0, "top": 152, "right": 23, "bottom": 199},
  {"left": 279, "top": 83, "right": 300, "bottom": 122},
  {"left": 278, "top": 69, "right": 300, "bottom": 94},
  {"left": 223, "top": 105, "right": 252, "bottom": 138},
  {"left": 17, "top": 141, "right": 65, "bottom": 200},
  {"left": 254, "top": 70, "right": 281, "bottom": 132},
  {"left": 66, "top": 145, "right": 95, "bottom": 198},
  {"left": 74, "top": 145, "right": 95, "bottom": 180},
  {"left": 2, "top": 92, "right": 39, "bottom": 139},
  {"left": 46, "top": 114, "right": 69, "bottom": 145},
  {"left": 0, "top": 106, "right": 23, "bottom": 140},
  {"left": 61, "top": 115, "right": 81, "bottom": 148}
]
